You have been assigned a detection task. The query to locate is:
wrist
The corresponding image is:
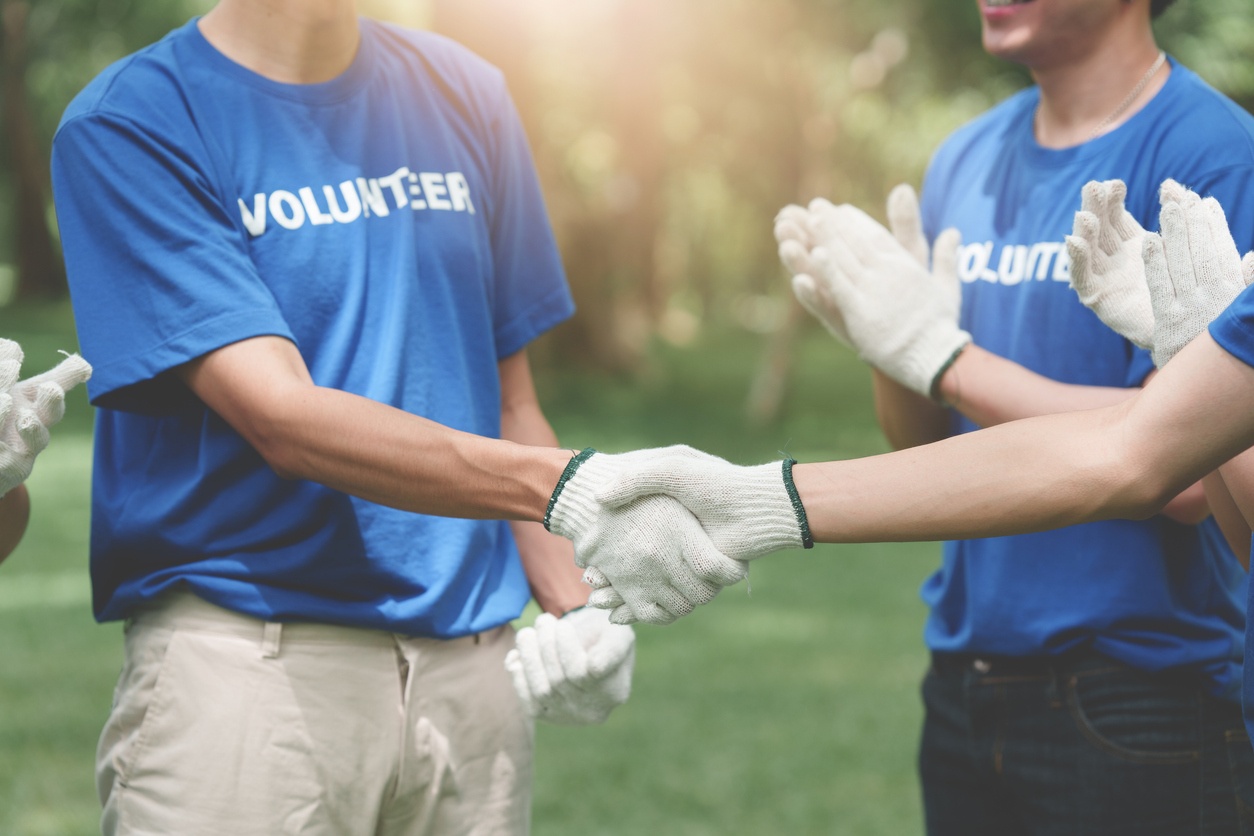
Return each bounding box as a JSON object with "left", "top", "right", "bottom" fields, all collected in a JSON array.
[{"left": 930, "top": 342, "right": 969, "bottom": 407}]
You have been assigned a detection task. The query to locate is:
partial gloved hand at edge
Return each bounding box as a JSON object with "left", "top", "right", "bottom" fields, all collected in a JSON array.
[
  {"left": 0, "top": 339, "right": 93, "bottom": 498},
  {"left": 504, "top": 607, "right": 635, "bottom": 726}
]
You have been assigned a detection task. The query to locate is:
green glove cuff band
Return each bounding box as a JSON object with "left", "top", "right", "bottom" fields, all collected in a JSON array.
[
  {"left": 544, "top": 447, "right": 597, "bottom": 532},
  {"left": 781, "top": 458, "right": 814, "bottom": 549},
  {"left": 929, "top": 342, "right": 968, "bottom": 406}
]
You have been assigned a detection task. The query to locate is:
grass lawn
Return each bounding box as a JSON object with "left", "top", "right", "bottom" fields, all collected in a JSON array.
[{"left": 0, "top": 302, "right": 937, "bottom": 835}]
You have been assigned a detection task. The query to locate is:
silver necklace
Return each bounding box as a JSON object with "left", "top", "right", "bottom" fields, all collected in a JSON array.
[{"left": 1036, "top": 51, "right": 1167, "bottom": 143}]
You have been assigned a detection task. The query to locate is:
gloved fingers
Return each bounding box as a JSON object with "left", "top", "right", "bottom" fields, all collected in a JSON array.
[
  {"left": 608, "top": 604, "right": 640, "bottom": 625},
  {"left": 682, "top": 524, "right": 748, "bottom": 586},
  {"left": 0, "top": 340, "right": 22, "bottom": 389},
  {"left": 16, "top": 411, "right": 50, "bottom": 457},
  {"left": 1144, "top": 233, "right": 1177, "bottom": 315},
  {"left": 791, "top": 273, "right": 850, "bottom": 345},
  {"left": 587, "top": 584, "right": 625, "bottom": 610},
  {"left": 1079, "top": 179, "right": 1106, "bottom": 218},
  {"left": 503, "top": 648, "right": 538, "bottom": 716},
  {"left": 552, "top": 616, "right": 591, "bottom": 684},
  {"left": 829, "top": 204, "right": 899, "bottom": 264},
  {"left": 584, "top": 624, "right": 636, "bottom": 681},
  {"left": 592, "top": 454, "right": 695, "bottom": 508},
  {"left": 620, "top": 597, "right": 679, "bottom": 626},
  {"left": 778, "top": 239, "right": 814, "bottom": 277},
  {"left": 0, "top": 359, "right": 20, "bottom": 395},
  {"left": 1242, "top": 252, "right": 1254, "bottom": 287},
  {"left": 886, "top": 183, "right": 929, "bottom": 266},
  {"left": 536, "top": 614, "right": 582, "bottom": 699},
  {"left": 0, "top": 392, "right": 12, "bottom": 432},
  {"left": 1159, "top": 201, "right": 1197, "bottom": 292},
  {"left": 1200, "top": 197, "right": 1244, "bottom": 280},
  {"left": 1065, "top": 232, "right": 1094, "bottom": 294},
  {"left": 774, "top": 203, "right": 810, "bottom": 233},
  {"left": 582, "top": 566, "right": 611, "bottom": 589},
  {"left": 811, "top": 245, "right": 865, "bottom": 311},
  {"left": 1158, "top": 177, "right": 1189, "bottom": 206},
  {"left": 1102, "top": 180, "right": 1143, "bottom": 245},
  {"left": 28, "top": 382, "right": 66, "bottom": 428},
  {"left": 931, "top": 228, "right": 963, "bottom": 290},
  {"left": 18, "top": 353, "right": 92, "bottom": 395},
  {"left": 1068, "top": 211, "right": 1101, "bottom": 273},
  {"left": 774, "top": 214, "right": 810, "bottom": 248},
  {"left": 514, "top": 621, "right": 554, "bottom": 702}
]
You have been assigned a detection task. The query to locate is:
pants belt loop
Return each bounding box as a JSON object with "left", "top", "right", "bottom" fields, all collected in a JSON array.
[{"left": 261, "top": 622, "right": 283, "bottom": 659}]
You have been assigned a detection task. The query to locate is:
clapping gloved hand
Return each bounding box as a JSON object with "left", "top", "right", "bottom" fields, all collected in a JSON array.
[
  {"left": 775, "top": 185, "right": 970, "bottom": 398},
  {"left": 504, "top": 607, "right": 635, "bottom": 726},
  {"left": 0, "top": 339, "right": 92, "bottom": 498},
  {"left": 1067, "top": 178, "right": 1254, "bottom": 367}
]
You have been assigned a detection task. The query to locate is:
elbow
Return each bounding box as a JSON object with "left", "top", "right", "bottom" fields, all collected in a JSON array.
[{"left": 236, "top": 410, "right": 306, "bottom": 481}]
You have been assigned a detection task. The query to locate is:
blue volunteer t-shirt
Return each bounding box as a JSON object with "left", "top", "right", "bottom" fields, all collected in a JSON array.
[
  {"left": 1211, "top": 289, "right": 1254, "bottom": 730},
  {"left": 919, "top": 58, "right": 1254, "bottom": 698},
  {"left": 51, "top": 19, "right": 575, "bottom": 638}
]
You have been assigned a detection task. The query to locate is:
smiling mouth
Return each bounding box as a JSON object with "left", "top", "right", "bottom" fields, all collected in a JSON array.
[{"left": 985, "top": 0, "right": 1036, "bottom": 6}]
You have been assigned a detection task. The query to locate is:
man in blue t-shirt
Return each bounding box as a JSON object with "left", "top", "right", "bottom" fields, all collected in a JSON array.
[
  {"left": 50, "top": 1, "right": 758, "bottom": 833},
  {"left": 770, "top": 0, "right": 1254, "bottom": 832}
]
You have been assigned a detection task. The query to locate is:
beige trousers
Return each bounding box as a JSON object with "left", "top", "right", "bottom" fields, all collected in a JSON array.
[{"left": 97, "top": 592, "right": 534, "bottom": 836}]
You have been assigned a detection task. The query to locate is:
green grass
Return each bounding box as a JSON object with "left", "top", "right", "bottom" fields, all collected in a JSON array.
[{"left": 0, "top": 302, "right": 937, "bottom": 835}]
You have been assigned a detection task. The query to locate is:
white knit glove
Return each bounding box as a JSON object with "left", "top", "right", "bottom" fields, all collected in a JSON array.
[
  {"left": 775, "top": 204, "right": 852, "bottom": 347},
  {"left": 1065, "top": 179, "right": 1184, "bottom": 351},
  {"left": 885, "top": 183, "right": 931, "bottom": 267},
  {"left": 801, "top": 200, "right": 969, "bottom": 396},
  {"left": 577, "top": 445, "right": 810, "bottom": 612},
  {"left": 0, "top": 340, "right": 92, "bottom": 498},
  {"left": 1144, "top": 185, "right": 1254, "bottom": 366},
  {"left": 545, "top": 449, "right": 748, "bottom": 625},
  {"left": 504, "top": 607, "right": 634, "bottom": 726}
]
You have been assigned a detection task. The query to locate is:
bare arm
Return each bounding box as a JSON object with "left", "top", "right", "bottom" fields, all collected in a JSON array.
[
  {"left": 498, "top": 350, "right": 589, "bottom": 616},
  {"left": 0, "top": 484, "right": 30, "bottom": 564},
  {"left": 177, "top": 336, "right": 571, "bottom": 522},
  {"left": 922, "top": 344, "right": 1209, "bottom": 524},
  {"left": 795, "top": 334, "right": 1254, "bottom": 544},
  {"left": 1203, "top": 468, "right": 1251, "bottom": 568}
]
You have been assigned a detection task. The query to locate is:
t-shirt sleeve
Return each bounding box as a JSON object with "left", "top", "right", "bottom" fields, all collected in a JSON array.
[
  {"left": 482, "top": 83, "right": 575, "bottom": 359},
  {"left": 52, "top": 111, "right": 294, "bottom": 414},
  {"left": 1210, "top": 284, "right": 1254, "bottom": 368},
  {"left": 1190, "top": 165, "right": 1254, "bottom": 370}
]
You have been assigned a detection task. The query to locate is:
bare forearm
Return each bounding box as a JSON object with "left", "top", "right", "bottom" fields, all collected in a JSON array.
[
  {"left": 938, "top": 344, "right": 1137, "bottom": 427},
  {"left": 871, "top": 370, "right": 950, "bottom": 449},
  {"left": 180, "top": 337, "right": 570, "bottom": 523},
  {"left": 0, "top": 484, "right": 30, "bottom": 564},
  {"left": 1204, "top": 470, "right": 1251, "bottom": 568},
  {"left": 795, "top": 337, "right": 1254, "bottom": 545},
  {"left": 499, "top": 351, "right": 589, "bottom": 616}
]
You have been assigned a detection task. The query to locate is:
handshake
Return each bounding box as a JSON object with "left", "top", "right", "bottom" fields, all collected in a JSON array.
[{"left": 544, "top": 445, "right": 813, "bottom": 625}]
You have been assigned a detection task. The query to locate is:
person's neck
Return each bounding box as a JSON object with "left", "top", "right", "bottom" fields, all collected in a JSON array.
[
  {"left": 1031, "top": 31, "right": 1167, "bottom": 150},
  {"left": 198, "top": 0, "right": 360, "bottom": 84}
]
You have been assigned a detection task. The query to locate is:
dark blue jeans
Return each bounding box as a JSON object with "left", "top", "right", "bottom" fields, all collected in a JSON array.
[{"left": 919, "top": 650, "right": 1254, "bottom": 835}]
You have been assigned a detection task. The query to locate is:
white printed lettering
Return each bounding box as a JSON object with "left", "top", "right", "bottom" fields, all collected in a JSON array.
[
  {"left": 420, "top": 172, "right": 452, "bottom": 211},
  {"left": 408, "top": 171, "right": 427, "bottom": 210},
  {"left": 997, "top": 245, "right": 1027, "bottom": 286},
  {"left": 447, "top": 172, "right": 475, "bottom": 214},
  {"left": 1052, "top": 248, "right": 1071, "bottom": 281},
  {"left": 324, "top": 182, "right": 362, "bottom": 224},
  {"left": 377, "top": 167, "right": 412, "bottom": 209},
  {"left": 356, "top": 178, "right": 389, "bottom": 218},
  {"left": 239, "top": 194, "right": 267, "bottom": 237},
  {"left": 298, "top": 187, "right": 334, "bottom": 226},
  {"left": 269, "top": 190, "right": 306, "bottom": 230}
]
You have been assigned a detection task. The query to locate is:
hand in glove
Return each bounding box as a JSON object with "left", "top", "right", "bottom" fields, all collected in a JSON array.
[
  {"left": 775, "top": 204, "right": 851, "bottom": 346},
  {"left": 545, "top": 449, "right": 748, "bottom": 626},
  {"left": 0, "top": 340, "right": 92, "bottom": 497},
  {"left": 800, "top": 200, "right": 969, "bottom": 396},
  {"left": 504, "top": 607, "right": 635, "bottom": 726},
  {"left": 1065, "top": 179, "right": 1186, "bottom": 350},
  {"left": 1144, "top": 185, "right": 1254, "bottom": 366}
]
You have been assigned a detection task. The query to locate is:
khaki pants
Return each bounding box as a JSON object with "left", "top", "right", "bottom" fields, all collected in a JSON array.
[{"left": 98, "top": 592, "right": 534, "bottom": 836}]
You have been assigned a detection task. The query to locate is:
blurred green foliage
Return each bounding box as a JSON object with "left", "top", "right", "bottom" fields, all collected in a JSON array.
[{"left": 2, "top": 0, "right": 1251, "bottom": 362}]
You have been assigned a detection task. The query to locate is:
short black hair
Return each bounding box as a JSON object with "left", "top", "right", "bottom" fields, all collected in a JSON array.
[{"left": 1151, "top": 0, "right": 1178, "bottom": 18}]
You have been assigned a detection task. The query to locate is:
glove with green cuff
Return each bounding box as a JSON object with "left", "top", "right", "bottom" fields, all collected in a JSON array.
[
  {"left": 545, "top": 449, "right": 748, "bottom": 625},
  {"left": 802, "top": 200, "right": 969, "bottom": 397}
]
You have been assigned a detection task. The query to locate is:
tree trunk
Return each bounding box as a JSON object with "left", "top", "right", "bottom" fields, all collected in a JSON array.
[{"left": 1, "top": 0, "right": 64, "bottom": 300}]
